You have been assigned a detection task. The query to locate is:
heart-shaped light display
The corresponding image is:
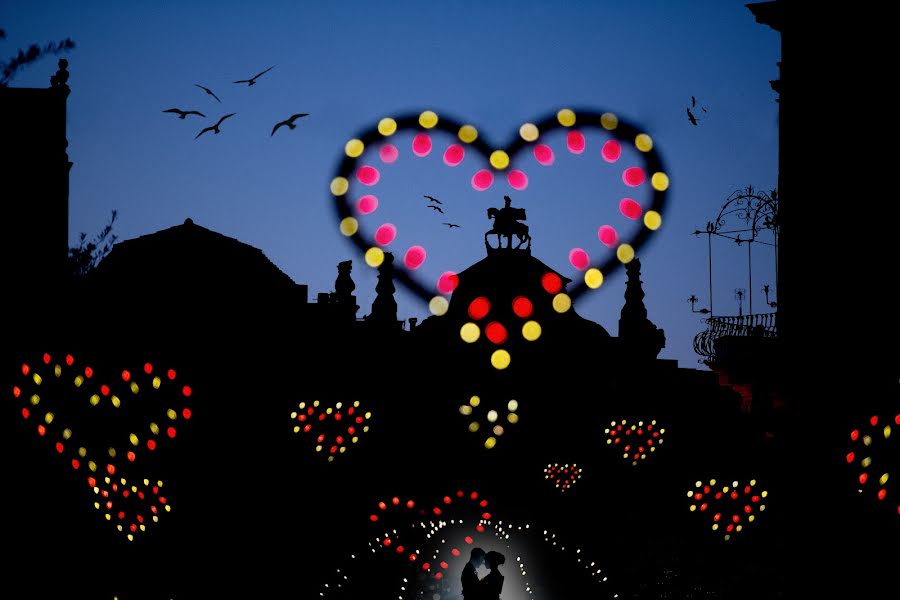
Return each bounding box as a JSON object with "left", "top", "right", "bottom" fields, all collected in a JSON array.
[
  {"left": 12, "top": 352, "right": 191, "bottom": 539},
  {"left": 89, "top": 473, "right": 170, "bottom": 539},
  {"left": 846, "top": 413, "right": 898, "bottom": 516},
  {"left": 458, "top": 394, "right": 519, "bottom": 449},
  {"left": 604, "top": 418, "right": 665, "bottom": 465},
  {"left": 544, "top": 463, "right": 583, "bottom": 493},
  {"left": 330, "top": 108, "right": 670, "bottom": 311},
  {"left": 290, "top": 399, "right": 371, "bottom": 462},
  {"left": 686, "top": 478, "right": 768, "bottom": 541}
]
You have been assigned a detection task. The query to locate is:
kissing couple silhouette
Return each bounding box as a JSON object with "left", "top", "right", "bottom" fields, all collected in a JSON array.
[{"left": 461, "top": 547, "right": 506, "bottom": 599}]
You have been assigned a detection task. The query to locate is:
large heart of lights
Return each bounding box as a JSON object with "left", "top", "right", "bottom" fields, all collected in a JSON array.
[
  {"left": 686, "top": 478, "right": 768, "bottom": 541},
  {"left": 11, "top": 352, "right": 191, "bottom": 540},
  {"left": 458, "top": 394, "right": 519, "bottom": 450},
  {"left": 329, "top": 108, "right": 669, "bottom": 310},
  {"left": 544, "top": 463, "right": 583, "bottom": 493},
  {"left": 369, "top": 489, "right": 493, "bottom": 582},
  {"left": 604, "top": 418, "right": 665, "bottom": 465},
  {"left": 846, "top": 413, "right": 899, "bottom": 516},
  {"left": 290, "top": 399, "right": 372, "bottom": 461}
]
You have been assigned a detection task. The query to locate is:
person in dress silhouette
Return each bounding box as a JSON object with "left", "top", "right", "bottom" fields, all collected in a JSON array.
[
  {"left": 479, "top": 550, "right": 505, "bottom": 599},
  {"left": 461, "top": 547, "right": 486, "bottom": 598}
]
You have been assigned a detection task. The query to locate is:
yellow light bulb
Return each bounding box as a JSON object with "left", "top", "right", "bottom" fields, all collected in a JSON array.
[
  {"left": 378, "top": 117, "right": 397, "bottom": 136},
  {"left": 330, "top": 177, "right": 349, "bottom": 196},
  {"left": 345, "top": 138, "right": 365, "bottom": 157},
  {"left": 490, "top": 150, "right": 510, "bottom": 170},
  {"left": 651, "top": 172, "right": 670, "bottom": 191},
  {"left": 458, "top": 124, "right": 478, "bottom": 143},
  {"left": 340, "top": 217, "right": 358, "bottom": 236},
  {"left": 419, "top": 111, "right": 439, "bottom": 128},
  {"left": 519, "top": 123, "right": 539, "bottom": 142},
  {"left": 365, "top": 247, "right": 384, "bottom": 268},
  {"left": 635, "top": 134, "right": 653, "bottom": 152},
  {"left": 557, "top": 109, "right": 576, "bottom": 127}
]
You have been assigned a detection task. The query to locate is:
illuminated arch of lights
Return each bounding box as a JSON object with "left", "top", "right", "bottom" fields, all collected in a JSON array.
[
  {"left": 319, "top": 493, "right": 618, "bottom": 598},
  {"left": 12, "top": 352, "right": 192, "bottom": 540},
  {"left": 290, "top": 400, "right": 371, "bottom": 462},
  {"left": 604, "top": 419, "right": 665, "bottom": 465},
  {"left": 330, "top": 108, "right": 670, "bottom": 310},
  {"left": 458, "top": 395, "right": 519, "bottom": 448},
  {"left": 686, "top": 478, "right": 768, "bottom": 541},
  {"left": 312, "top": 489, "right": 494, "bottom": 596},
  {"left": 544, "top": 463, "right": 583, "bottom": 493},
  {"left": 846, "top": 413, "right": 898, "bottom": 516}
]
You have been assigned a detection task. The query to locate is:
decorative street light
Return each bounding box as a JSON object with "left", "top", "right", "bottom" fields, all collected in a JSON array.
[{"left": 690, "top": 185, "right": 778, "bottom": 318}]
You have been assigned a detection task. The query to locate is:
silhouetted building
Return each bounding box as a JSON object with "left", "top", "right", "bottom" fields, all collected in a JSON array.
[
  {"left": 82, "top": 217, "right": 307, "bottom": 345},
  {"left": 1, "top": 59, "right": 71, "bottom": 323}
]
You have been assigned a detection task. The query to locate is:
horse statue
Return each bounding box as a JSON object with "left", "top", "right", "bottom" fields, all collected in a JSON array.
[{"left": 485, "top": 205, "right": 531, "bottom": 251}]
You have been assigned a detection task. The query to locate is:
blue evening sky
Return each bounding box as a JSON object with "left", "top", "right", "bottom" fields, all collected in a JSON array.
[{"left": 3, "top": 0, "right": 780, "bottom": 369}]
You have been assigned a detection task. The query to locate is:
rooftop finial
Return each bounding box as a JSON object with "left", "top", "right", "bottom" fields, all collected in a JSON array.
[{"left": 50, "top": 58, "right": 69, "bottom": 92}]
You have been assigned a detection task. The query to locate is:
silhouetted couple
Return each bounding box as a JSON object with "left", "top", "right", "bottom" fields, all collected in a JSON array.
[{"left": 461, "top": 547, "right": 505, "bottom": 599}]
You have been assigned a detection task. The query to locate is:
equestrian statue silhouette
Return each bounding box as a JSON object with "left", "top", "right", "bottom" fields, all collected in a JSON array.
[{"left": 485, "top": 196, "right": 531, "bottom": 251}]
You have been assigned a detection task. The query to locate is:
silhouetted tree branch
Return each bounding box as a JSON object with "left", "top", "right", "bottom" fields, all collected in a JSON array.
[
  {"left": 0, "top": 34, "right": 75, "bottom": 87},
  {"left": 68, "top": 210, "right": 118, "bottom": 278}
]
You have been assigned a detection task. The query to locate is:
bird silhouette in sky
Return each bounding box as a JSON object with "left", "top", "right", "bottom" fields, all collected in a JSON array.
[
  {"left": 271, "top": 113, "right": 309, "bottom": 136},
  {"left": 442, "top": 222, "right": 461, "bottom": 229},
  {"left": 424, "top": 194, "right": 443, "bottom": 204},
  {"left": 428, "top": 205, "right": 445, "bottom": 214},
  {"left": 687, "top": 107, "right": 700, "bottom": 126},
  {"left": 195, "top": 113, "right": 236, "bottom": 139},
  {"left": 194, "top": 84, "right": 221, "bottom": 103},
  {"left": 163, "top": 108, "right": 205, "bottom": 119},
  {"left": 234, "top": 65, "right": 275, "bottom": 86},
  {"left": 691, "top": 96, "right": 709, "bottom": 113}
]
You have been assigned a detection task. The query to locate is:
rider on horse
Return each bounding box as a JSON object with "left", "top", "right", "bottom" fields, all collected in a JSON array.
[{"left": 486, "top": 196, "right": 531, "bottom": 250}]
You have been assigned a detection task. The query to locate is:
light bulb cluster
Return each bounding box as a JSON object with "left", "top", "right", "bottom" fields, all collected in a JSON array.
[
  {"left": 459, "top": 395, "right": 519, "bottom": 449},
  {"left": 686, "top": 478, "right": 768, "bottom": 541},
  {"left": 544, "top": 463, "right": 583, "bottom": 492},
  {"left": 291, "top": 400, "right": 371, "bottom": 461},
  {"left": 846, "top": 413, "right": 898, "bottom": 516},
  {"left": 604, "top": 418, "right": 664, "bottom": 465}
]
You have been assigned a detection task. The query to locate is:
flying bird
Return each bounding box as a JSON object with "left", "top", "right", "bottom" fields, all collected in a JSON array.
[
  {"left": 427, "top": 205, "right": 445, "bottom": 214},
  {"left": 194, "top": 84, "right": 221, "bottom": 103},
  {"left": 271, "top": 113, "right": 309, "bottom": 136},
  {"left": 442, "top": 222, "right": 461, "bottom": 229},
  {"left": 687, "top": 107, "right": 699, "bottom": 126},
  {"left": 691, "top": 95, "right": 696, "bottom": 107},
  {"left": 195, "top": 113, "right": 236, "bottom": 139},
  {"left": 163, "top": 108, "right": 205, "bottom": 119},
  {"left": 424, "top": 194, "right": 443, "bottom": 204},
  {"left": 234, "top": 65, "right": 274, "bottom": 86}
]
